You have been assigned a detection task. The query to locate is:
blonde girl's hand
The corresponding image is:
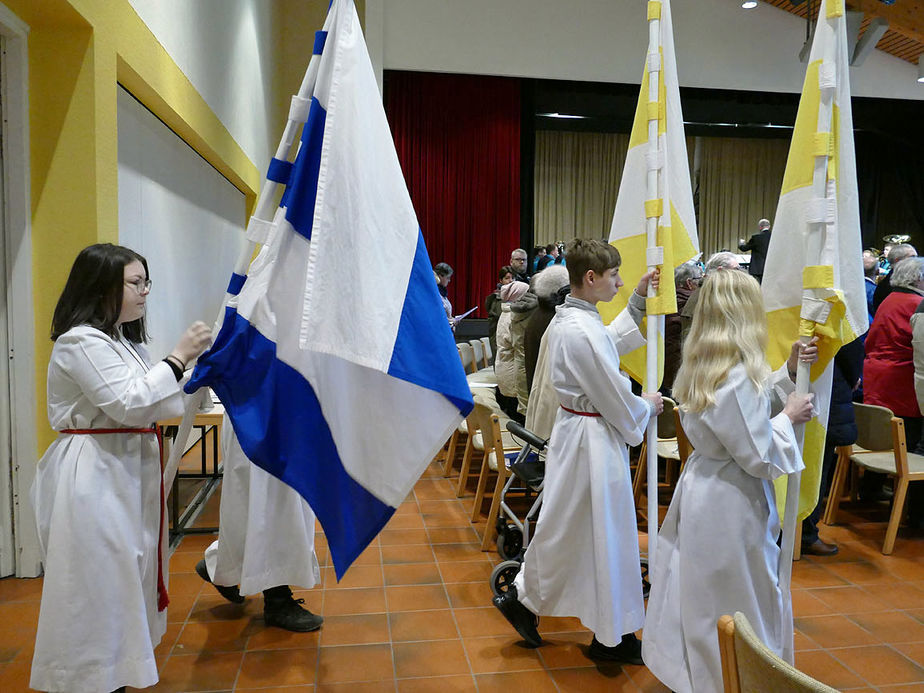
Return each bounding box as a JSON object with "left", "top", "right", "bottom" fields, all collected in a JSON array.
[
  {"left": 783, "top": 391, "right": 815, "bottom": 425},
  {"left": 787, "top": 336, "right": 820, "bottom": 378}
]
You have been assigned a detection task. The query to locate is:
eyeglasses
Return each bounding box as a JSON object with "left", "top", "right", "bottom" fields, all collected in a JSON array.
[{"left": 125, "top": 278, "right": 153, "bottom": 294}]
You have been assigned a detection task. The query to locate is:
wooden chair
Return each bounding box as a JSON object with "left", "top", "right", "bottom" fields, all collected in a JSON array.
[
  {"left": 457, "top": 342, "right": 476, "bottom": 375},
  {"left": 480, "top": 336, "right": 494, "bottom": 366},
  {"left": 454, "top": 389, "right": 499, "bottom": 496},
  {"left": 441, "top": 418, "right": 468, "bottom": 477},
  {"left": 718, "top": 612, "right": 837, "bottom": 693},
  {"left": 466, "top": 403, "right": 521, "bottom": 550},
  {"left": 469, "top": 339, "right": 488, "bottom": 370},
  {"left": 632, "top": 398, "right": 691, "bottom": 507},
  {"left": 822, "top": 402, "right": 924, "bottom": 554}
]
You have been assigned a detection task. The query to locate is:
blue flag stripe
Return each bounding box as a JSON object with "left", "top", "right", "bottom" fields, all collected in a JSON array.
[
  {"left": 281, "top": 97, "right": 327, "bottom": 239},
  {"left": 227, "top": 273, "right": 247, "bottom": 296},
  {"left": 388, "top": 232, "right": 475, "bottom": 416},
  {"left": 267, "top": 157, "right": 294, "bottom": 185},
  {"left": 192, "top": 307, "right": 395, "bottom": 579}
]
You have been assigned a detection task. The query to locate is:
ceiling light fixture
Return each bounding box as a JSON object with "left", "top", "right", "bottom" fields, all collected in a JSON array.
[
  {"left": 741, "top": 1, "right": 758, "bottom": 8},
  {"left": 918, "top": 55, "right": 924, "bottom": 83}
]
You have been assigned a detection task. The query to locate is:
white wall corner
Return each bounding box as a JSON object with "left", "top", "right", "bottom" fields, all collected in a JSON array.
[{"left": 364, "top": 0, "right": 385, "bottom": 98}]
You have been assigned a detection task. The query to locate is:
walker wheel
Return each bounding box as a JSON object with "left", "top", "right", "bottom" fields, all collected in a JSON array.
[
  {"left": 490, "top": 560, "right": 522, "bottom": 597},
  {"left": 496, "top": 524, "right": 523, "bottom": 561}
]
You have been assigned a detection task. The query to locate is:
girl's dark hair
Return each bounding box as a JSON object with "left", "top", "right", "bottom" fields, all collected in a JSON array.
[
  {"left": 51, "top": 243, "right": 150, "bottom": 343},
  {"left": 498, "top": 265, "right": 515, "bottom": 281}
]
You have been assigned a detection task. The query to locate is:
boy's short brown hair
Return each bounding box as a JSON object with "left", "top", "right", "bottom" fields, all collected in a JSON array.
[{"left": 566, "top": 238, "right": 621, "bottom": 287}]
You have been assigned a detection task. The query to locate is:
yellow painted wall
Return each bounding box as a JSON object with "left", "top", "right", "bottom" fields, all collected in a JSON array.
[{"left": 6, "top": 0, "right": 267, "bottom": 451}]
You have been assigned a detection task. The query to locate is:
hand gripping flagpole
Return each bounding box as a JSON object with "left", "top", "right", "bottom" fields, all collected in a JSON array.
[
  {"left": 644, "top": 0, "right": 664, "bottom": 575},
  {"left": 163, "top": 30, "right": 328, "bottom": 493},
  {"left": 777, "top": 4, "right": 841, "bottom": 652}
]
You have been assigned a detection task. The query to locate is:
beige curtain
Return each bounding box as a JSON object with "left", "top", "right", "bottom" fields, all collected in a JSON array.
[
  {"left": 533, "top": 131, "right": 629, "bottom": 246},
  {"left": 697, "top": 137, "right": 789, "bottom": 256}
]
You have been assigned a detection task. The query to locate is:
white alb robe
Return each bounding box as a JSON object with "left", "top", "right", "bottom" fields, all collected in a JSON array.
[
  {"left": 31, "top": 325, "right": 186, "bottom": 692},
  {"left": 514, "top": 295, "right": 651, "bottom": 647},
  {"left": 203, "top": 416, "right": 320, "bottom": 595},
  {"left": 643, "top": 364, "right": 803, "bottom": 693}
]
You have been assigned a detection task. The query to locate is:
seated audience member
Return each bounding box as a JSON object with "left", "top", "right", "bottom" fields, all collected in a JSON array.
[
  {"left": 510, "top": 248, "right": 530, "bottom": 283},
  {"left": 495, "top": 280, "right": 530, "bottom": 422},
  {"left": 643, "top": 269, "right": 817, "bottom": 693},
  {"left": 524, "top": 265, "right": 570, "bottom": 393},
  {"left": 486, "top": 265, "right": 514, "bottom": 354},
  {"left": 872, "top": 243, "right": 917, "bottom": 315},
  {"left": 663, "top": 260, "right": 703, "bottom": 396},
  {"left": 864, "top": 256, "right": 924, "bottom": 515},
  {"left": 801, "top": 337, "right": 864, "bottom": 556},
  {"left": 494, "top": 238, "right": 662, "bottom": 662},
  {"left": 535, "top": 243, "right": 562, "bottom": 272},
  {"left": 679, "top": 251, "right": 741, "bottom": 345},
  {"left": 863, "top": 249, "right": 879, "bottom": 322},
  {"left": 532, "top": 246, "right": 546, "bottom": 273}
]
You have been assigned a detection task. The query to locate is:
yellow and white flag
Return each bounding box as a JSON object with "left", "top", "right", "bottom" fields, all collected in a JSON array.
[
  {"left": 599, "top": 0, "right": 698, "bottom": 389},
  {"left": 763, "top": 0, "right": 868, "bottom": 524}
]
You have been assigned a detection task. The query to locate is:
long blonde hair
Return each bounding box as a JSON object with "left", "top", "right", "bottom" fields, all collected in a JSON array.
[{"left": 672, "top": 268, "right": 770, "bottom": 413}]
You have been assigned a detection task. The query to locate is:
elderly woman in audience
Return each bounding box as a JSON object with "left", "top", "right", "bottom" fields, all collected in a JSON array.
[
  {"left": 663, "top": 260, "right": 703, "bottom": 396},
  {"left": 863, "top": 256, "right": 924, "bottom": 513},
  {"left": 494, "top": 280, "right": 531, "bottom": 422},
  {"left": 486, "top": 265, "right": 515, "bottom": 354}
]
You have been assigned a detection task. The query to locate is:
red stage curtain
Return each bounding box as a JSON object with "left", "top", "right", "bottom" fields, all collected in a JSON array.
[{"left": 385, "top": 71, "right": 521, "bottom": 320}]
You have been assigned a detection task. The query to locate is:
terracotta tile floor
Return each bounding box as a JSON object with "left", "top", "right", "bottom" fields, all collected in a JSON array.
[{"left": 3, "top": 460, "right": 924, "bottom": 691}]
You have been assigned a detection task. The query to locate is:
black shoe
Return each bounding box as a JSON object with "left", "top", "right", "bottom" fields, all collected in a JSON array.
[
  {"left": 801, "top": 539, "right": 839, "bottom": 557},
  {"left": 263, "top": 594, "right": 324, "bottom": 632},
  {"left": 195, "top": 559, "right": 245, "bottom": 604},
  {"left": 492, "top": 588, "right": 542, "bottom": 647},
  {"left": 587, "top": 633, "right": 644, "bottom": 665}
]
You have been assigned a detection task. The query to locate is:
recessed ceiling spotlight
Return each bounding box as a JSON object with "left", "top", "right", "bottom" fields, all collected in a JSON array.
[
  {"left": 742, "top": 1, "right": 758, "bottom": 8},
  {"left": 918, "top": 55, "right": 924, "bottom": 84}
]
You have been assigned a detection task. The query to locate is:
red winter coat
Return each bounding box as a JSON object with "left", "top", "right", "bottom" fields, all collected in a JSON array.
[{"left": 864, "top": 289, "right": 924, "bottom": 417}]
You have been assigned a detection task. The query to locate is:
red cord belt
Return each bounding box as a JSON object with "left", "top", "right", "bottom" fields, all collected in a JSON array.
[
  {"left": 60, "top": 427, "right": 169, "bottom": 612},
  {"left": 560, "top": 405, "right": 601, "bottom": 417}
]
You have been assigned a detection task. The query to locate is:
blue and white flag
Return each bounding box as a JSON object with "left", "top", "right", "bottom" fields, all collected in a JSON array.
[{"left": 186, "top": 0, "right": 473, "bottom": 579}]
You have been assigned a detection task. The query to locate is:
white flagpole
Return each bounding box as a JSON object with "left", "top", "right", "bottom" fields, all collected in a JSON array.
[
  {"left": 777, "top": 7, "right": 838, "bottom": 655},
  {"left": 645, "top": 3, "right": 663, "bottom": 574},
  {"left": 163, "top": 39, "right": 327, "bottom": 493}
]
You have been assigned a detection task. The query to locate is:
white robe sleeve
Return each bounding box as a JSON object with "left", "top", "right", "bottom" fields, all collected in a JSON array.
[
  {"left": 563, "top": 323, "right": 651, "bottom": 446},
  {"left": 605, "top": 296, "right": 647, "bottom": 356},
  {"left": 56, "top": 329, "right": 185, "bottom": 426},
  {"left": 702, "top": 368, "right": 803, "bottom": 481}
]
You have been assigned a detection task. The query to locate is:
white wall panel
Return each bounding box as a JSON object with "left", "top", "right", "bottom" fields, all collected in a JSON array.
[
  {"left": 128, "top": 0, "right": 277, "bottom": 168},
  {"left": 117, "top": 87, "right": 246, "bottom": 361},
  {"left": 378, "top": 0, "right": 924, "bottom": 101}
]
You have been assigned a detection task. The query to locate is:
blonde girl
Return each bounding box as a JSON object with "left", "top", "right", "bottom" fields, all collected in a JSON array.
[{"left": 642, "top": 268, "right": 816, "bottom": 693}]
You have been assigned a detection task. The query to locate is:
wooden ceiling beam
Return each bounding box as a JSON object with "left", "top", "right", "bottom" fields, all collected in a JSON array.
[{"left": 847, "top": 0, "right": 924, "bottom": 47}]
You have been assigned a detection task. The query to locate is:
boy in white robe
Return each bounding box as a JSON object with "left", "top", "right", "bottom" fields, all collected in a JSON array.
[{"left": 493, "top": 238, "right": 662, "bottom": 663}]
